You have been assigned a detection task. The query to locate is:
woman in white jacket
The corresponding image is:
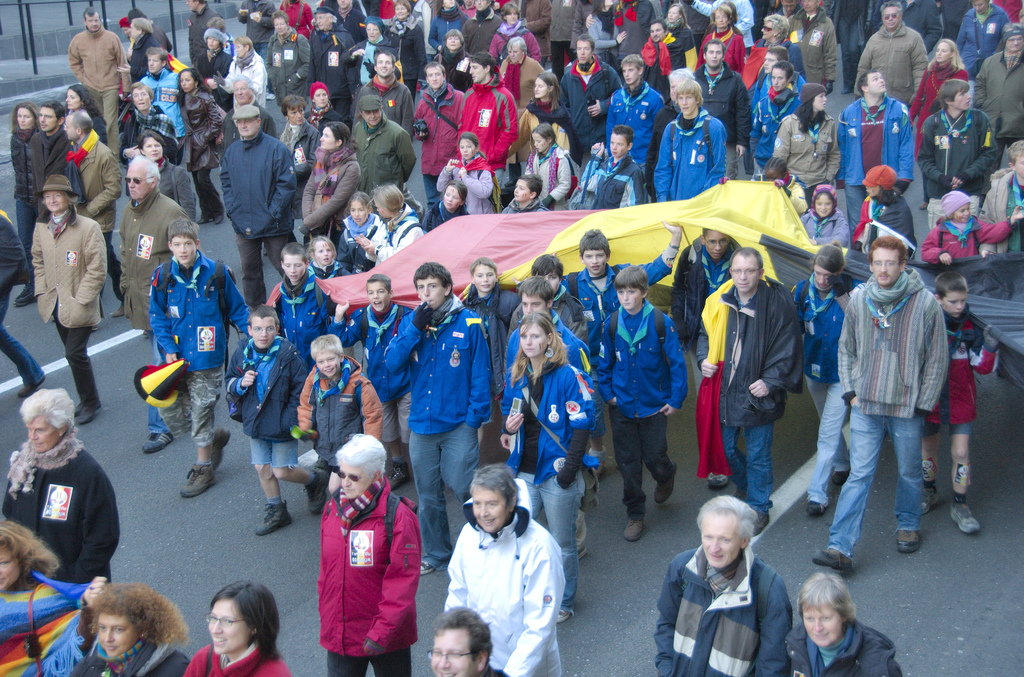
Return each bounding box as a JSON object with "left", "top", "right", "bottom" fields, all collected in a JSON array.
[
  {"left": 224, "top": 36, "right": 268, "bottom": 106},
  {"left": 356, "top": 183, "right": 424, "bottom": 264},
  {"left": 446, "top": 465, "right": 565, "bottom": 677}
]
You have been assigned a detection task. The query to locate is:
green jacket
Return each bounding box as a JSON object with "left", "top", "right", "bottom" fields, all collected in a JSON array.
[
  {"left": 975, "top": 51, "right": 1024, "bottom": 140},
  {"left": 353, "top": 118, "right": 417, "bottom": 193},
  {"left": 267, "top": 29, "right": 311, "bottom": 101},
  {"left": 794, "top": 9, "right": 837, "bottom": 85},
  {"left": 917, "top": 107, "right": 997, "bottom": 198}
]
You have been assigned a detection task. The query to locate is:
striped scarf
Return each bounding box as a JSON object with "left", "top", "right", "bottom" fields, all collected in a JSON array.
[
  {"left": 337, "top": 478, "right": 385, "bottom": 536},
  {"left": 66, "top": 129, "right": 98, "bottom": 167}
]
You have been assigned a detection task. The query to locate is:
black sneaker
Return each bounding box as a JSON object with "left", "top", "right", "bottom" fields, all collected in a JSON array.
[
  {"left": 806, "top": 500, "right": 827, "bottom": 517},
  {"left": 753, "top": 510, "right": 770, "bottom": 536},
  {"left": 305, "top": 470, "right": 329, "bottom": 514},
  {"left": 13, "top": 285, "right": 35, "bottom": 308},
  {"left": 255, "top": 502, "right": 293, "bottom": 536},
  {"left": 388, "top": 462, "right": 410, "bottom": 490},
  {"left": 142, "top": 432, "right": 173, "bottom": 454},
  {"left": 707, "top": 473, "right": 730, "bottom": 490},
  {"left": 831, "top": 470, "right": 849, "bottom": 486}
]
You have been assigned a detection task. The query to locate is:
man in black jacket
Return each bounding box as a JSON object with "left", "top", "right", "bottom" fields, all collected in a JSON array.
[
  {"left": 829, "top": 0, "right": 867, "bottom": 94},
  {"left": 309, "top": 6, "right": 358, "bottom": 126},
  {"left": 560, "top": 35, "right": 623, "bottom": 153},
  {"left": 186, "top": 0, "right": 223, "bottom": 65},
  {"left": 696, "top": 40, "right": 750, "bottom": 180}
]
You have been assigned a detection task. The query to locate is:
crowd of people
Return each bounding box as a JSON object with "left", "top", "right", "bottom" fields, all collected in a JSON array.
[{"left": 2, "top": 0, "right": 1023, "bottom": 674}]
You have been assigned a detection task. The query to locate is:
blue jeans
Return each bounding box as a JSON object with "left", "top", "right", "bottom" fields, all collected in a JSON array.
[
  {"left": 15, "top": 198, "right": 36, "bottom": 267},
  {"left": 148, "top": 335, "right": 171, "bottom": 435},
  {"left": 409, "top": 423, "right": 479, "bottom": 568},
  {"left": 721, "top": 422, "right": 775, "bottom": 514},
  {"left": 827, "top": 407, "right": 924, "bottom": 558},
  {"left": 0, "top": 295, "right": 44, "bottom": 386},
  {"left": 806, "top": 378, "right": 850, "bottom": 505},
  {"left": 843, "top": 185, "right": 867, "bottom": 240},
  {"left": 520, "top": 471, "right": 583, "bottom": 613},
  {"left": 423, "top": 174, "right": 440, "bottom": 214}
]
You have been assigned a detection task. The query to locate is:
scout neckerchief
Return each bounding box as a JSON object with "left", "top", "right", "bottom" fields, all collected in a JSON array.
[
  {"left": 282, "top": 274, "right": 317, "bottom": 315},
  {"left": 615, "top": 302, "right": 654, "bottom": 355},
  {"left": 702, "top": 245, "right": 730, "bottom": 293},
  {"left": 802, "top": 277, "right": 834, "bottom": 321},
  {"left": 676, "top": 108, "right": 708, "bottom": 137},
  {"left": 1011, "top": 173, "right": 1024, "bottom": 215},
  {"left": 808, "top": 120, "right": 821, "bottom": 145},
  {"left": 704, "top": 66, "right": 723, "bottom": 95},
  {"left": 940, "top": 108, "right": 972, "bottom": 138},
  {"left": 314, "top": 359, "right": 351, "bottom": 405},
  {"left": 810, "top": 213, "right": 830, "bottom": 237},
  {"left": 861, "top": 97, "right": 886, "bottom": 123},
  {"left": 943, "top": 216, "right": 975, "bottom": 247},
  {"left": 622, "top": 82, "right": 652, "bottom": 112},
  {"left": 242, "top": 336, "right": 281, "bottom": 371},
  {"left": 172, "top": 258, "right": 202, "bottom": 292},
  {"left": 865, "top": 272, "right": 911, "bottom": 329},
  {"left": 869, "top": 197, "right": 884, "bottom": 221},
  {"left": 367, "top": 303, "right": 399, "bottom": 348}
]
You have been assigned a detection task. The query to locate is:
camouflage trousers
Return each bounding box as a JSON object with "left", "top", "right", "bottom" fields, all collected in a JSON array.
[{"left": 159, "top": 367, "right": 223, "bottom": 447}]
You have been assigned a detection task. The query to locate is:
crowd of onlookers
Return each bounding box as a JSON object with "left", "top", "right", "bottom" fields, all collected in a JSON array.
[{"left": 2, "top": 0, "right": 1023, "bottom": 674}]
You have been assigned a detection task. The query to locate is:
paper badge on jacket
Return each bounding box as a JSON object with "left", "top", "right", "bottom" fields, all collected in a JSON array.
[
  {"left": 137, "top": 234, "right": 154, "bottom": 260},
  {"left": 350, "top": 530, "right": 374, "bottom": 566},
  {"left": 66, "top": 251, "right": 78, "bottom": 266},
  {"left": 42, "top": 484, "right": 73, "bottom": 521}
]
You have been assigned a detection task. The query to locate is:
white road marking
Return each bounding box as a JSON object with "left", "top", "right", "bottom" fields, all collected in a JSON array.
[
  {"left": 752, "top": 452, "right": 817, "bottom": 545},
  {"left": 0, "top": 329, "right": 145, "bottom": 395}
]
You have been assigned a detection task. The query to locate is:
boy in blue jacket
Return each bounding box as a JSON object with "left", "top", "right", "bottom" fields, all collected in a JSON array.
[
  {"left": 597, "top": 266, "right": 687, "bottom": 542},
  {"left": 384, "top": 262, "right": 491, "bottom": 575},
  {"left": 269, "top": 242, "right": 332, "bottom": 370},
  {"left": 333, "top": 273, "right": 413, "bottom": 489},
  {"left": 227, "top": 305, "right": 328, "bottom": 535},
  {"left": 149, "top": 219, "right": 250, "bottom": 499},
  {"left": 654, "top": 78, "right": 728, "bottom": 201},
  {"left": 566, "top": 223, "right": 682, "bottom": 467},
  {"left": 606, "top": 55, "right": 664, "bottom": 168}
]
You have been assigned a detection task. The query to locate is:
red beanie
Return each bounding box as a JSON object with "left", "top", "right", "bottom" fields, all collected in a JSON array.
[{"left": 309, "top": 81, "right": 329, "bottom": 99}]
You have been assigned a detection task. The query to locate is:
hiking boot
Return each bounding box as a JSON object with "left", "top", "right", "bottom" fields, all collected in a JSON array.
[
  {"left": 305, "top": 470, "right": 329, "bottom": 514},
  {"left": 255, "top": 502, "right": 292, "bottom": 536},
  {"left": 831, "top": 470, "right": 849, "bottom": 486},
  {"left": 624, "top": 518, "right": 644, "bottom": 542},
  {"left": 896, "top": 530, "right": 920, "bottom": 553},
  {"left": 950, "top": 503, "right": 981, "bottom": 534},
  {"left": 142, "top": 432, "right": 173, "bottom": 454},
  {"left": 812, "top": 548, "right": 853, "bottom": 572},
  {"left": 180, "top": 464, "right": 215, "bottom": 498},
  {"left": 654, "top": 463, "right": 677, "bottom": 504},
  {"left": 753, "top": 510, "right": 770, "bottom": 536},
  {"left": 388, "top": 462, "right": 410, "bottom": 490},
  {"left": 921, "top": 489, "right": 939, "bottom": 515},
  {"left": 707, "top": 473, "right": 730, "bottom": 490},
  {"left": 210, "top": 429, "right": 230, "bottom": 471},
  {"left": 13, "top": 285, "right": 35, "bottom": 308},
  {"left": 806, "top": 500, "right": 827, "bottom": 517},
  {"left": 17, "top": 376, "right": 44, "bottom": 398}
]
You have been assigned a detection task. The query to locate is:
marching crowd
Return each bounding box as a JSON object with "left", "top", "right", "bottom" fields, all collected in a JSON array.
[{"left": 1, "top": 0, "right": 1023, "bottom": 674}]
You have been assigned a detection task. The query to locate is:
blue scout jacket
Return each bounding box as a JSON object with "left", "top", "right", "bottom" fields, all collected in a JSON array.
[
  {"left": 384, "top": 300, "right": 491, "bottom": 434},
  {"left": 271, "top": 276, "right": 332, "bottom": 370},
  {"left": 505, "top": 311, "right": 592, "bottom": 376},
  {"left": 501, "top": 363, "right": 598, "bottom": 485},
  {"left": 837, "top": 96, "right": 914, "bottom": 186},
  {"left": 793, "top": 277, "right": 859, "bottom": 385},
  {"left": 750, "top": 89, "right": 799, "bottom": 166},
  {"left": 149, "top": 252, "right": 250, "bottom": 372},
  {"left": 334, "top": 304, "right": 412, "bottom": 403},
  {"left": 597, "top": 302, "right": 688, "bottom": 418},
  {"left": 606, "top": 82, "right": 664, "bottom": 168},
  {"left": 654, "top": 109, "right": 727, "bottom": 201}
]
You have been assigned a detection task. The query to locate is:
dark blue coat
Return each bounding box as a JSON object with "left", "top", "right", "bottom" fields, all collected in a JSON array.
[
  {"left": 221, "top": 131, "right": 297, "bottom": 239},
  {"left": 227, "top": 337, "right": 307, "bottom": 441}
]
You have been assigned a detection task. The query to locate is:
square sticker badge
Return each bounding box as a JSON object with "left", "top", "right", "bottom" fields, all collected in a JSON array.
[
  {"left": 350, "top": 530, "right": 374, "bottom": 566},
  {"left": 42, "top": 484, "right": 73, "bottom": 521},
  {"left": 137, "top": 234, "right": 154, "bottom": 260},
  {"left": 66, "top": 251, "right": 78, "bottom": 267},
  {"left": 198, "top": 326, "right": 216, "bottom": 352}
]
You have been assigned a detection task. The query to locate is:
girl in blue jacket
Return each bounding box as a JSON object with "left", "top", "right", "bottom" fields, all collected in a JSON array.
[
  {"left": 794, "top": 244, "right": 859, "bottom": 516},
  {"left": 500, "top": 312, "right": 596, "bottom": 623}
]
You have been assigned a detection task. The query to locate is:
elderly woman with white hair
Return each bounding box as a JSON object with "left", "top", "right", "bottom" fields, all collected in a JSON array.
[
  {"left": 318, "top": 434, "right": 421, "bottom": 677},
  {"left": 654, "top": 496, "right": 792, "bottom": 677},
  {"left": 2, "top": 388, "right": 120, "bottom": 584},
  {"left": 786, "top": 572, "right": 902, "bottom": 677}
]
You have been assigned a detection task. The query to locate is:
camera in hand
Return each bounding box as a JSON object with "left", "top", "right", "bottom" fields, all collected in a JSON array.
[{"left": 413, "top": 119, "right": 429, "bottom": 140}]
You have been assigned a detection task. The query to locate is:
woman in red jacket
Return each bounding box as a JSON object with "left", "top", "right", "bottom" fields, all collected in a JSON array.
[
  {"left": 318, "top": 434, "right": 421, "bottom": 677},
  {"left": 696, "top": 2, "right": 745, "bottom": 73},
  {"left": 184, "top": 582, "right": 292, "bottom": 677},
  {"left": 279, "top": 0, "right": 313, "bottom": 38}
]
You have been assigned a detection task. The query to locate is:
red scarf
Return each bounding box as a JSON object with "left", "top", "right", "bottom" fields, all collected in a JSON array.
[
  {"left": 768, "top": 85, "right": 781, "bottom": 101},
  {"left": 372, "top": 75, "right": 395, "bottom": 96},
  {"left": 66, "top": 129, "right": 98, "bottom": 167},
  {"left": 641, "top": 38, "right": 672, "bottom": 75},
  {"left": 503, "top": 60, "right": 522, "bottom": 102},
  {"left": 458, "top": 152, "right": 491, "bottom": 172},
  {"left": 613, "top": 0, "right": 637, "bottom": 26},
  {"left": 337, "top": 478, "right": 385, "bottom": 536}
]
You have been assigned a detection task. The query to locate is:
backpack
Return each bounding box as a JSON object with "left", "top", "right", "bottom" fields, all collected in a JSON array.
[
  {"left": 606, "top": 306, "right": 666, "bottom": 362},
  {"left": 155, "top": 259, "right": 241, "bottom": 368},
  {"left": 359, "top": 305, "right": 406, "bottom": 342}
]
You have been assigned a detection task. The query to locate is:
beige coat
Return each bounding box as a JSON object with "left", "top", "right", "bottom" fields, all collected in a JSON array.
[
  {"left": 793, "top": 10, "right": 837, "bottom": 86},
  {"left": 67, "top": 27, "right": 129, "bottom": 92},
  {"left": 119, "top": 187, "right": 186, "bottom": 330},
  {"left": 32, "top": 208, "right": 107, "bottom": 328},
  {"left": 773, "top": 113, "right": 840, "bottom": 186},
  {"left": 76, "top": 140, "right": 122, "bottom": 233},
  {"left": 500, "top": 56, "right": 545, "bottom": 162},
  {"left": 856, "top": 23, "right": 928, "bottom": 106},
  {"left": 980, "top": 169, "right": 1020, "bottom": 254}
]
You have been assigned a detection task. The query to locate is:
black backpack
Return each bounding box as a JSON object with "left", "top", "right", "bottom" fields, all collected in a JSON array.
[{"left": 566, "top": 264, "right": 623, "bottom": 302}]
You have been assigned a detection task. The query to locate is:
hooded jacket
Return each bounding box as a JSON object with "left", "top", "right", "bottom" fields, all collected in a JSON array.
[
  {"left": 334, "top": 304, "right": 413, "bottom": 402},
  {"left": 654, "top": 109, "right": 728, "bottom": 201},
  {"left": 837, "top": 96, "right": 914, "bottom": 186},
  {"left": 751, "top": 87, "right": 799, "bottom": 165},
  {"left": 446, "top": 478, "right": 565, "bottom": 677},
  {"left": 459, "top": 74, "right": 520, "bottom": 171},
  {"left": 560, "top": 57, "right": 623, "bottom": 149},
  {"left": 575, "top": 153, "right": 646, "bottom": 210},
  {"left": 785, "top": 621, "right": 902, "bottom": 677},
  {"left": 227, "top": 337, "right": 307, "bottom": 441},
  {"left": 981, "top": 169, "right": 1024, "bottom": 251},
  {"left": 416, "top": 83, "right": 466, "bottom": 175},
  {"left": 297, "top": 356, "right": 384, "bottom": 462},
  {"left": 221, "top": 130, "right": 297, "bottom": 239},
  {"left": 32, "top": 207, "right": 106, "bottom": 329},
  {"left": 856, "top": 23, "right": 928, "bottom": 105}
]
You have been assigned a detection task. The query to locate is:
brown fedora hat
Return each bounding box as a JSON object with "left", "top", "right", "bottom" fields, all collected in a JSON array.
[{"left": 36, "top": 174, "right": 79, "bottom": 201}]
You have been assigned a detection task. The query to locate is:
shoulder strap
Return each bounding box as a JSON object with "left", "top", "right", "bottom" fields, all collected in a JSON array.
[
  {"left": 521, "top": 384, "right": 571, "bottom": 456},
  {"left": 156, "top": 260, "right": 174, "bottom": 294},
  {"left": 360, "top": 308, "right": 369, "bottom": 340},
  {"left": 568, "top": 272, "right": 579, "bottom": 300},
  {"left": 703, "top": 122, "right": 712, "bottom": 166},
  {"left": 384, "top": 491, "right": 400, "bottom": 553},
  {"left": 756, "top": 562, "right": 778, "bottom": 632},
  {"left": 608, "top": 309, "right": 618, "bottom": 363},
  {"left": 607, "top": 307, "right": 665, "bottom": 364},
  {"left": 798, "top": 280, "right": 810, "bottom": 309}
]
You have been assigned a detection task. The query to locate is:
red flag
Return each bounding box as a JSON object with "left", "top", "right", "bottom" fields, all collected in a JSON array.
[
  {"left": 742, "top": 46, "right": 767, "bottom": 90},
  {"left": 696, "top": 362, "right": 732, "bottom": 477}
]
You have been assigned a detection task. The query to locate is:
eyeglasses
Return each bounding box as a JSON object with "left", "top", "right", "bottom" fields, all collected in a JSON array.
[
  {"left": 882, "top": 12, "right": 900, "bottom": 19},
  {"left": 729, "top": 268, "right": 762, "bottom": 277},
  {"left": 762, "top": 25, "right": 773, "bottom": 31},
  {"left": 870, "top": 260, "right": 901, "bottom": 269},
  {"left": 427, "top": 650, "right": 475, "bottom": 661},
  {"left": 125, "top": 177, "right": 151, "bottom": 185},
  {"left": 249, "top": 326, "right": 277, "bottom": 334},
  {"left": 335, "top": 470, "right": 362, "bottom": 483},
  {"left": 206, "top": 614, "right": 241, "bottom": 628}
]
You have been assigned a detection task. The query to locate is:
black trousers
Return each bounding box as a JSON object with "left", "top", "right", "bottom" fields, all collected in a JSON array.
[
  {"left": 609, "top": 407, "right": 675, "bottom": 519},
  {"left": 551, "top": 40, "right": 573, "bottom": 81},
  {"left": 191, "top": 168, "right": 223, "bottom": 220},
  {"left": 53, "top": 308, "right": 100, "bottom": 407},
  {"left": 234, "top": 233, "right": 289, "bottom": 308},
  {"left": 326, "top": 648, "right": 411, "bottom": 677},
  {"left": 102, "top": 231, "right": 123, "bottom": 303}
]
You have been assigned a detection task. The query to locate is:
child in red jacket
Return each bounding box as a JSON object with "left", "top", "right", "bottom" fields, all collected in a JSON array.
[
  {"left": 921, "top": 272, "right": 998, "bottom": 535},
  {"left": 920, "top": 190, "right": 1022, "bottom": 264}
]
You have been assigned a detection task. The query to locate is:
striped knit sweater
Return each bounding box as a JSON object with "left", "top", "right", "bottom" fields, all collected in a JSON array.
[{"left": 838, "top": 269, "right": 948, "bottom": 418}]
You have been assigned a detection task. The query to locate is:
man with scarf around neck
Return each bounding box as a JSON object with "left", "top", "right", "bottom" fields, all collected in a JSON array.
[
  {"left": 308, "top": 7, "right": 357, "bottom": 125},
  {"left": 333, "top": 273, "right": 415, "bottom": 489},
  {"left": 574, "top": 125, "right": 647, "bottom": 209},
  {"left": 750, "top": 60, "right": 799, "bottom": 171},
  {"left": 5, "top": 388, "right": 120, "bottom": 583},
  {"left": 560, "top": 35, "right": 622, "bottom": 153},
  {"left": 65, "top": 111, "right": 125, "bottom": 318},
  {"left": 971, "top": 24, "right": 1024, "bottom": 173},
  {"left": 416, "top": 62, "right": 467, "bottom": 211},
  {"left": 384, "top": 262, "right": 491, "bottom": 576},
  {"left": 655, "top": 78, "right": 727, "bottom": 201},
  {"left": 836, "top": 70, "right": 914, "bottom": 220},
  {"left": 266, "top": 243, "right": 333, "bottom": 371},
  {"left": 119, "top": 157, "right": 186, "bottom": 453},
  {"left": 696, "top": 248, "right": 803, "bottom": 535},
  {"left": 920, "top": 189, "right": 1021, "bottom": 263},
  {"left": 855, "top": 1, "right": 927, "bottom": 106},
  {"left": 919, "top": 272, "right": 998, "bottom": 534},
  {"left": 150, "top": 219, "right": 249, "bottom": 498},
  {"left": 355, "top": 50, "right": 416, "bottom": 136},
  {"left": 605, "top": 54, "right": 664, "bottom": 166},
  {"left": 918, "top": 79, "right": 997, "bottom": 230},
  {"left": 655, "top": 496, "right": 793, "bottom": 677},
  {"left": 227, "top": 305, "right": 329, "bottom": 535},
  {"left": 981, "top": 140, "right": 1024, "bottom": 252},
  {"left": 696, "top": 39, "right": 749, "bottom": 180},
  {"left": 812, "top": 236, "right": 947, "bottom": 572},
  {"left": 464, "top": 0, "right": 502, "bottom": 53}
]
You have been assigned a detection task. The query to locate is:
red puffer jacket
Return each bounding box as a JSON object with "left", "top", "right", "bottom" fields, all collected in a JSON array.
[
  {"left": 184, "top": 646, "right": 292, "bottom": 676},
  {"left": 318, "top": 481, "right": 421, "bottom": 656},
  {"left": 458, "top": 75, "right": 519, "bottom": 171},
  {"left": 415, "top": 83, "right": 466, "bottom": 175},
  {"left": 928, "top": 316, "right": 996, "bottom": 425}
]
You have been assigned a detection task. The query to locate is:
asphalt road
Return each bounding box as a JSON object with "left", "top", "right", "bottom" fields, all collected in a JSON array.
[{"left": 0, "top": 79, "right": 1022, "bottom": 677}]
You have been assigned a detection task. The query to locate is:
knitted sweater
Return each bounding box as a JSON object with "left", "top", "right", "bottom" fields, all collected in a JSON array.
[{"left": 838, "top": 270, "right": 948, "bottom": 418}]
